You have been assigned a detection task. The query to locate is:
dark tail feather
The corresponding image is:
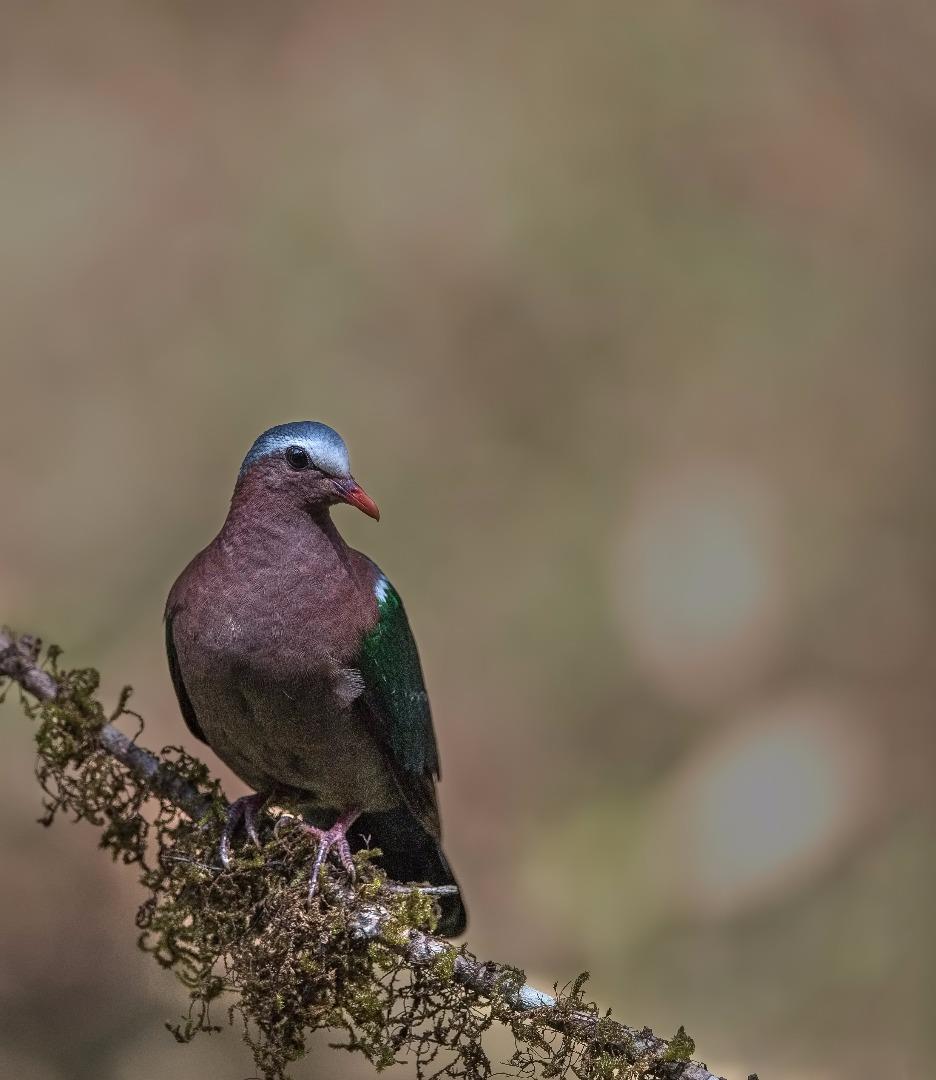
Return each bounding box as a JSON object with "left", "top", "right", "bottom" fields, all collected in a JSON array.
[{"left": 352, "top": 808, "right": 467, "bottom": 937}]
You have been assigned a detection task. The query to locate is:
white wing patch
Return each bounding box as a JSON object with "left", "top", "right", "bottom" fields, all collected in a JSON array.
[
  {"left": 336, "top": 666, "right": 367, "bottom": 709},
  {"left": 374, "top": 576, "right": 391, "bottom": 605}
]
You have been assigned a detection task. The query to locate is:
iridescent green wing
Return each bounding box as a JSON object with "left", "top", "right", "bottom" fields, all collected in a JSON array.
[{"left": 358, "top": 575, "right": 441, "bottom": 835}]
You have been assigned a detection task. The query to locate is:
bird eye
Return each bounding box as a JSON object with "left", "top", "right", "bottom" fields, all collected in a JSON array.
[{"left": 285, "top": 445, "right": 311, "bottom": 471}]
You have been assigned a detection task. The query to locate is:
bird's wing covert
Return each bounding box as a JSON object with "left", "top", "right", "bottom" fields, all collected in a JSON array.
[{"left": 165, "top": 609, "right": 208, "bottom": 746}]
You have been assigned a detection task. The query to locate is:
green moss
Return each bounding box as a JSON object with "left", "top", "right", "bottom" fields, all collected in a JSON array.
[
  {"left": 430, "top": 942, "right": 458, "bottom": 983},
  {"left": 588, "top": 1052, "right": 629, "bottom": 1079},
  {"left": 7, "top": 642, "right": 697, "bottom": 1080},
  {"left": 663, "top": 1026, "right": 696, "bottom": 1063}
]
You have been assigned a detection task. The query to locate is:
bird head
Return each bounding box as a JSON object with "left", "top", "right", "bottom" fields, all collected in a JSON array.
[{"left": 236, "top": 421, "right": 379, "bottom": 520}]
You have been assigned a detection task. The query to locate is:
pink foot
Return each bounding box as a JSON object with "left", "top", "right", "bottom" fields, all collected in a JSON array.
[
  {"left": 219, "top": 793, "right": 266, "bottom": 869},
  {"left": 277, "top": 809, "right": 362, "bottom": 898}
]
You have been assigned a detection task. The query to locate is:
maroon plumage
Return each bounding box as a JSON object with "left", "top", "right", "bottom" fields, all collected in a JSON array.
[{"left": 165, "top": 423, "right": 465, "bottom": 935}]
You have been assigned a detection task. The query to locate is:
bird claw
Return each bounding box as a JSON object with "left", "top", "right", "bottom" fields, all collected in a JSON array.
[
  {"left": 219, "top": 793, "right": 266, "bottom": 869},
  {"left": 274, "top": 809, "right": 361, "bottom": 898}
]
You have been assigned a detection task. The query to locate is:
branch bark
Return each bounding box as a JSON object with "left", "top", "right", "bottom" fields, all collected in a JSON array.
[{"left": 0, "top": 628, "right": 727, "bottom": 1080}]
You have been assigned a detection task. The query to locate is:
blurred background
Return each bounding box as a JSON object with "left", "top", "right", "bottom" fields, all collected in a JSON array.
[{"left": 1, "top": 3, "right": 934, "bottom": 1078}]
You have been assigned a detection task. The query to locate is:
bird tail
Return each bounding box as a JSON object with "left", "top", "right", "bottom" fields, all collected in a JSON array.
[{"left": 352, "top": 808, "right": 467, "bottom": 937}]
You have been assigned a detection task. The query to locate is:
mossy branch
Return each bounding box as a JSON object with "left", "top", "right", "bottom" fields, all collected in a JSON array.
[{"left": 0, "top": 628, "right": 734, "bottom": 1080}]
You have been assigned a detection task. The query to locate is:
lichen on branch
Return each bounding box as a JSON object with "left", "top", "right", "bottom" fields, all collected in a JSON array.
[{"left": 0, "top": 628, "right": 725, "bottom": 1080}]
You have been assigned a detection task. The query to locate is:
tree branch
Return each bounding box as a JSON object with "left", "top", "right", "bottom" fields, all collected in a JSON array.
[{"left": 0, "top": 628, "right": 730, "bottom": 1080}]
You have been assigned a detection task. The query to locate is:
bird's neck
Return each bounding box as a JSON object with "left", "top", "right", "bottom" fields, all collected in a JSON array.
[{"left": 219, "top": 480, "right": 350, "bottom": 569}]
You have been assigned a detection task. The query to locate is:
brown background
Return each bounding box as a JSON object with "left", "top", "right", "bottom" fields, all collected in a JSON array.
[{"left": 1, "top": 4, "right": 934, "bottom": 1079}]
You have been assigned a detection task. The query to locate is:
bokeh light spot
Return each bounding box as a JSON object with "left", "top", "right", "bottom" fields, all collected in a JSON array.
[
  {"left": 656, "top": 693, "right": 879, "bottom": 920},
  {"left": 614, "top": 462, "right": 786, "bottom": 706}
]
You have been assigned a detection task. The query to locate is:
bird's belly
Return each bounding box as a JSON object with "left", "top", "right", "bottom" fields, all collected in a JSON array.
[{"left": 188, "top": 665, "right": 397, "bottom": 814}]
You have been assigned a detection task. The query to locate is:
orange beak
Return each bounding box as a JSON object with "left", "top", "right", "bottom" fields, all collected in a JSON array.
[{"left": 337, "top": 478, "right": 380, "bottom": 521}]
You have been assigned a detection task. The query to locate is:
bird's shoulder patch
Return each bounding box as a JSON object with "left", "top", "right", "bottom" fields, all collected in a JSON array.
[{"left": 374, "top": 574, "right": 392, "bottom": 606}]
